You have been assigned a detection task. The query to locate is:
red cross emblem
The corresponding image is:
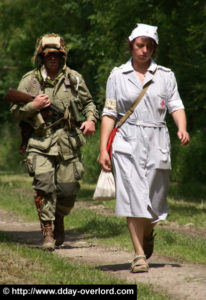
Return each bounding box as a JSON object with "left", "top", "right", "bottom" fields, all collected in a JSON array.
[{"left": 160, "top": 100, "right": 165, "bottom": 107}]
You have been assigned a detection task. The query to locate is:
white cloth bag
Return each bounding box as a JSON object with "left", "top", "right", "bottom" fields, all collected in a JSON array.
[
  {"left": 93, "top": 169, "right": 115, "bottom": 201},
  {"left": 93, "top": 79, "right": 153, "bottom": 202}
]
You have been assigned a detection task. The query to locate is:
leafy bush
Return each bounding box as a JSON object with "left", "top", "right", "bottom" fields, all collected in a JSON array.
[
  {"left": 81, "top": 125, "right": 101, "bottom": 184},
  {"left": 171, "top": 129, "right": 206, "bottom": 184},
  {"left": 1, "top": 0, "right": 206, "bottom": 190},
  {"left": 0, "top": 122, "right": 23, "bottom": 172}
]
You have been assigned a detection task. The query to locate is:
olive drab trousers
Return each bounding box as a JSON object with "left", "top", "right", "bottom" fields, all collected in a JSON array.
[
  {"left": 10, "top": 65, "right": 97, "bottom": 223},
  {"left": 26, "top": 152, "right": 84, "bottom": 221}
]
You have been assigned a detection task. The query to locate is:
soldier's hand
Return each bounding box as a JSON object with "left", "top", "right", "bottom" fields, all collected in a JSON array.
[
  {"left": 33, "top": 94, "right": 51, "bottom": 110},
  {"left": 80, "top": 120, "right": 96, "bottom": 136}
]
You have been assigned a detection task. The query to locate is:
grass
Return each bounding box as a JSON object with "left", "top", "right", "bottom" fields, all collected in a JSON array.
[
  {"left": 155, "top": 227, "right": 206, "bottom": 263},
  {"left": 0, "top": 238, "right": 170, "bottom": 300},
  {"left": 0, "top": 232, "right": 126, "bottom": 285},
  {"left": 0, "top": 183, "right": 36, "bottom": 222},
  {"left": 167, "top": 197, "right": 206, "bottom": 227},
  {"left": 1, "top": 173, "right": 206, "bottom": 228},
  {"left": 0, "top": 236, "right": 171, "bottom": 300},
  {"left": 0, "top": 172, "right": 206, "bottom": 299},
  {"left": 0, "top": 173, "right": 206, "bottom": 265},
  {"left": 64, "top": 208, "right": 206, "bottom": 264},
  {"left": 0, "top": 172, "right": 173, "bottom": 300}
]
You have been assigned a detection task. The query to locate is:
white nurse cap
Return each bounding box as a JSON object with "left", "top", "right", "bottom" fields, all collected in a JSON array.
[{"left": 128, "top": 23, "right": 159, "bottom": 44}]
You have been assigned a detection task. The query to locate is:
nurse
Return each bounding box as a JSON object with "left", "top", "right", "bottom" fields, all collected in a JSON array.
[{"left": 98, "top": 23, "right": 190, "bottom": 273}]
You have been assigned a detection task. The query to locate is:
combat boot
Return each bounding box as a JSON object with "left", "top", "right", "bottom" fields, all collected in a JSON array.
[
  {"left": 42, "top": 221, "right": 55, "bottom": 251},
  {"left": 53, "top": 214, "right": 65, "bottom": 247}
]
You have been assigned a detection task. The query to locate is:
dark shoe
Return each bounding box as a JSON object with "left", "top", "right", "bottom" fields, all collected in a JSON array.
[
  {"left": 42, "top": 221, "right": 55, "bottom": 251},
  {"left": 54, "top": 214, "right": 65, "bottom": 247},
  {"left": 143, "top": 230, "right": 156, "bottom": 259}
]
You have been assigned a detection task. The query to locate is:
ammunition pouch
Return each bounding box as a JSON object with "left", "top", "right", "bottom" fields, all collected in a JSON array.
[
  {"left": 40, "top": 105, "right": 64, "bottom": 124},
  {"left": 18, "top": 100, "right": 85, "bottom": 154}
]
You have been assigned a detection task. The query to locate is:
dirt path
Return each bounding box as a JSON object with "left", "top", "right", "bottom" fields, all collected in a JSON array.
[{"left": 0, "top": 208, "right": 206, "bottom": 300}]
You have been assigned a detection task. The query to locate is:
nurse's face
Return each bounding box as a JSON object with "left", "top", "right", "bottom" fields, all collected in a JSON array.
[{"left": 132, "top": 37, "right": 154, "bottom": 64}]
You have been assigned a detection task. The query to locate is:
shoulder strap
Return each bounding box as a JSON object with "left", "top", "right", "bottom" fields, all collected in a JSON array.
[{"left": 117, "top": 71, "right": 156, "bottom": 128}]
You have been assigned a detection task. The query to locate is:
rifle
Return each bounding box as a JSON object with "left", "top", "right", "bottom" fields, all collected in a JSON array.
[
  {"left": 4, "top": 88, "right": 65, "bottom": 122},
  {"left": 4, "top": 88, "right": 85, "bottom": 154}
]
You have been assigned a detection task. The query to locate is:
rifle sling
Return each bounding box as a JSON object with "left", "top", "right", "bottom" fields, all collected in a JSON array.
[{"left": 45, "top": 116, "right": 65, "bottom": 129}]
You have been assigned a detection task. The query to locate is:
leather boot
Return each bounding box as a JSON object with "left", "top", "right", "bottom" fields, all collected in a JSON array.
[
  {"left": 42, "top": 221, "right": 55, "bottom": 251},
  {"left": 53, "top": 214, "right": 65, "bottom": 247}
]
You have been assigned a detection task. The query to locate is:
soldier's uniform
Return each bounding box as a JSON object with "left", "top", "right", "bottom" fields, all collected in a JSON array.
[{"left": 10, "top": 34, "right": 98, "bottom": 249}]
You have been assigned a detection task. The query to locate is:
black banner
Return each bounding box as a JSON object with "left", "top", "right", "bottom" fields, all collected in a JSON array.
[{"left": 0, "top": 285, "right": 137, "bottom": 299}]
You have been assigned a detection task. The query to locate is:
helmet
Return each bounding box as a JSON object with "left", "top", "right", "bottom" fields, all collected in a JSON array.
[{"left": 32, "top": 33, "right": 67, "bottom": 66}]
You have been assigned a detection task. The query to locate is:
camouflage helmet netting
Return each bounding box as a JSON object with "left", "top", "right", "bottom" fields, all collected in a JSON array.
[{"left": 32, "top": 33, "right": 67, "bottom": 66}]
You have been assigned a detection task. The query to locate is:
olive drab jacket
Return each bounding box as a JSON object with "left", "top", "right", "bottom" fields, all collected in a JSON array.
[{"left": 10, "top": 66, "right": 99, "bottom": 159}]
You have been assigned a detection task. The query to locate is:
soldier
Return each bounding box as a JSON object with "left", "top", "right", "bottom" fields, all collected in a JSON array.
[{"left": 10, "top": 33, "right": 99, "bottom": 250}]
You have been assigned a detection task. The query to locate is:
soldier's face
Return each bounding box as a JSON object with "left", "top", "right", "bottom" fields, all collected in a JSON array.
[{"left": 43, "top": 52, "right": 61, "bottom": 73}]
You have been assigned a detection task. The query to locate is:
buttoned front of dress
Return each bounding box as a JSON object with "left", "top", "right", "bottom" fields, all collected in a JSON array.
[{"left": 103, "top": 59, "right": 184, "bottom": 220}]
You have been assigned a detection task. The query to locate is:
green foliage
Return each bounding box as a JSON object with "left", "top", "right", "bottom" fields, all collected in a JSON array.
[
  {"left": 81, "top": 125, "right": 101, "bottom": 184},
  {"left": 171, "top": 129, "right": 206, "bottom": 184},
  {"left": 0, "top": 0, "right": 206, "bottom": 185},
  {"left": 0, "top": 122, "right": 23, "bottom": 172}
]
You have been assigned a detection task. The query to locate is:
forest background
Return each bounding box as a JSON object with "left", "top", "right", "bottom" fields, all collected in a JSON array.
[{"left": 0, "top": 0, "right": 205, "bottom": 195}]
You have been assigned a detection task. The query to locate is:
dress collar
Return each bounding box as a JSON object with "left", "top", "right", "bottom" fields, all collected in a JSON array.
[{"left": 122, "top": 58, "right": 157, "bottom": 74}]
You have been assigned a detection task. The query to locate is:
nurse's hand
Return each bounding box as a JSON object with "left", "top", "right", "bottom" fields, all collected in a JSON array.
[
  {"left": 98, "top": 150, "right": 112, "bottom": 172},
  {"left": 177, "top": 130, "right": 190, "bottom": 146}
]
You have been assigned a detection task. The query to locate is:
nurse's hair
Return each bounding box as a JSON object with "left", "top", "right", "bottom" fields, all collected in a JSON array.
[{"left": 128, "top": 37, "right": 157, "bottom": 59}]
